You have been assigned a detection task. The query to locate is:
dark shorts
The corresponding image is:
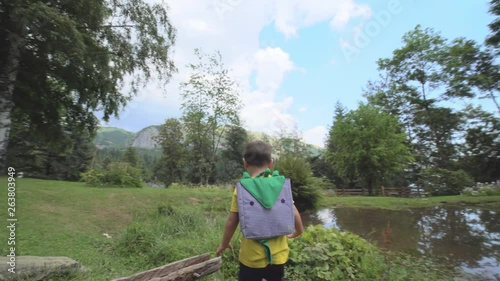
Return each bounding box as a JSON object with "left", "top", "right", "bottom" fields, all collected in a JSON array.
[{"left": 238, "top": 262, "right": 284, "bottom": 281}]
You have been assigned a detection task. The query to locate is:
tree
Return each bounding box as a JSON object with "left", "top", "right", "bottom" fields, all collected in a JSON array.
[
  {"left": 155, "top": 118, "right": 186, "bottom": 187},
  {"left": 458, "top": 105, "right": 500, "bottom": 183},
  {"left": 272, "top": 125, "right": 309, "bottom": 158},
  {"left": 123, "top": 147, "right": 140, "bottom": 168},
  {"left": 486, "top": 0, "right": 500, "bottom": 52},
  {"left": 364, "top": 26, "right": 493, "bottom": 171},
  {"left": 326, "top": 103, "right": 413, "bottom": 195},
  {"left": 6, "top": 109, "right": 95, "bottom": 180},
  {"left": 217, "top": 125, "right": 248, "bottom": 182},
  {"left": 0, "top": 0, "right": 177, "bottom": 172},
  {"left": 180, "top": 49, "right": 242, "bottom": 184}
]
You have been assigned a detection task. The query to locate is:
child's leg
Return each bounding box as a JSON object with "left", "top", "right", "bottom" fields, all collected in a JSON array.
[
  {"left": 238, "top": 263, "right": 285, "bottom": 281},
  {"left": 262, "top": 264, "right": 284, "bottom": 281},
  {"left": 238, "top": 263, "right": 264, "bottom": 281}
]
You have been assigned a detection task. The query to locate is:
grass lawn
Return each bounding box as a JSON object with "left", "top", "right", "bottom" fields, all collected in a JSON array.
[{"left": 0, "top": 177, "right": 232, "bottom": 280}]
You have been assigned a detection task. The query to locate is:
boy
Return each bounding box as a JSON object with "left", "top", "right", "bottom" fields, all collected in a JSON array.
[{"left": 216, "top": 140, "right": 304, "bottom": 281}]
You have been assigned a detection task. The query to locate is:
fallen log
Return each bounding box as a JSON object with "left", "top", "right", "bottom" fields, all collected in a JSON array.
[{"left": 112, "top": 253, "right": 221, "bottom": 281}]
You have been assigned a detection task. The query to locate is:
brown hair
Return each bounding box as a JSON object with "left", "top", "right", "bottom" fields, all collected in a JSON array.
[{"left": 244, "top": 140, "right": 272, "bottom": 167}]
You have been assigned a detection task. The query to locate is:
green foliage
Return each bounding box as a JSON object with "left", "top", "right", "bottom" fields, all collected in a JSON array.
[
  {"left": 217, "top": 125, "right": 247, "bottom": 182},
  {"left": 364, "top": 25, "right": 499, "bottom": 186},
  {"left": 459, "top": 106, "right": 500, "bottom": 182},
  {"left": 155, "top": 118, "right": 186, "bottom": 187},
  {"left": 272, "top": 126, "right": 311, "bottom": 158},
  {"left": 1, "top": 0, "right": 177, "bottom": 173},
  {"left": 7, "top": 111, "right": 95, "bottom": 181},
  {"left": 114, "top": 204, "right": 224, "bottom": 268},
  {"left": 287, "top": 225, "right": 385, "bottom": 280},
  {"left": 286, "top": 225, "right": 455, "bottom": 281},
  {"left": 123, "top": 147, "right": 141, "bottom": 168},
  {"left": 326, "top": 103, "right": 413, "bottom": 195},
  {"left": 81, "top": 162, "right": 143, "bottom": 188},
  {"left": 418, "top": 167, "right": 474, "bottom": 196},
  {"left": 274, "top": 155, "right": 321, "bottom": 212},
  {"left": 486, "top": 0, "right": 500, "bottom": 52},
  {"left": 463, "top": 185, "right": 500, "bottom": 196},
  {"left": 181, "top": 49, "right": 242, "bottom": 184}
]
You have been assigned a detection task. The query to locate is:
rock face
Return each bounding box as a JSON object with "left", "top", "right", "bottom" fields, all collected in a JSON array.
[
  {"left": 131, "top": 126, "right": 160, "bottom": 149},
  {"left": 0, "top": 256, "right": 85, "bottom": 281}
]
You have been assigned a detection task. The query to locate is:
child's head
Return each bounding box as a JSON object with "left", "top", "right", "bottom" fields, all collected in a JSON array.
[{"left": 243, "top": 140, "right": 273, "bottom": 169}]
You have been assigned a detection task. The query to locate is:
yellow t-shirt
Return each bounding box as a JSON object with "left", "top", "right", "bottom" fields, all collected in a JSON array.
[{"left": 230, "top": 188, "right": 289, "bottom": 268}]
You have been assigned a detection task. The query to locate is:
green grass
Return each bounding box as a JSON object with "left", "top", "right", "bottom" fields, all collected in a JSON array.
[
  {"left": 319, "top": 193, "right": 500, "bottom": 210},
  {"left": 0, "top": 177, "right": 232, "bottom": 280}
]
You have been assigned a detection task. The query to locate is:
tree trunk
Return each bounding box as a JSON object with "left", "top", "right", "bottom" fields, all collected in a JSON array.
[
  {"left": 0, "top": 33, "right": 24, "bottom": 173},
  {"left": 367, "top": 178, "right": 373, "bottom": 196}
]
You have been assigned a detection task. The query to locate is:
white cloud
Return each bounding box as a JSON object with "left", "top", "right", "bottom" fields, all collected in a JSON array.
[
  {"left": 273, "top": 0, "right": 372, "bottom": 37},
  {"left": 108, "top": 0, "right": 372, "bottom": 134},
  {"left": 254, "top": 47, "right": 296, "bottom": 93},
  {"left": 299, "top": 106, "right": 307, "bottom": 112},
  {"left": 304, "top": 125, "right": 328, "bottom": 148}
]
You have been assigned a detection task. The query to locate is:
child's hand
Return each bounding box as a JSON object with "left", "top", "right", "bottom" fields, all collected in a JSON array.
[{"left": 216, "top": 243, "right": 233, "bottom": 256}]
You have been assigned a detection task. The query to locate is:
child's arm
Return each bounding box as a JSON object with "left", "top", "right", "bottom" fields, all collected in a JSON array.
[
  {"left": 287, "top": 205, "right": 304, "bottom": 239},
  {"left": 216, "top": 211, "right": 239, "bottom": 256}
]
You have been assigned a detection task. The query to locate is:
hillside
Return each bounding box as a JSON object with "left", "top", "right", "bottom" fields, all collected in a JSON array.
[
  {"left": 93, "top": 127, "right": 135, "bottom": 149},
  {"left": 94, "top": 126, "right": 323, "bottom": 156}
]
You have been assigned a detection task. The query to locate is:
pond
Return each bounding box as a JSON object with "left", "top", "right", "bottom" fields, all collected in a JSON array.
[{"left": 303, "top": 206, "right": 500, "bottom": 281}]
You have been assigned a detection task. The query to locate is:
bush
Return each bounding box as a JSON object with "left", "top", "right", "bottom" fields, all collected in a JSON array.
[
  {"left": 462, "top": 184, "right": 500, "bottom": 196},
  {"left": 418, "top": 167, "right": 474, "bottom": 196},
  {"left": 286, "top": 225, "right": 385, "bottom": 280},
  {"left": 81, "top": 162, "right": 143, "bottom": 187},
  {"left": 274, "top": 155, "right": 322, "bottom": 212},
  {"left": 286, "top": 225, "right": 455, "bottom": 281}
]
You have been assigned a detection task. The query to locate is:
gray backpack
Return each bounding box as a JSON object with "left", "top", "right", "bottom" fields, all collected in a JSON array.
[{"left": 236, "top": 176, "right": 295, "bottom": 240}]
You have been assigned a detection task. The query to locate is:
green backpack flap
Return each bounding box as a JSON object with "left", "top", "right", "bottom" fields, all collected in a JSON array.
[{"left": 239, "top": 169, "right": 286, "bottom": 209}]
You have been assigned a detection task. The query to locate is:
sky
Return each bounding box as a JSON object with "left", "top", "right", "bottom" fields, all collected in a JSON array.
[{"left": 100, "top": 0, "right": 496, "bottom": 147}]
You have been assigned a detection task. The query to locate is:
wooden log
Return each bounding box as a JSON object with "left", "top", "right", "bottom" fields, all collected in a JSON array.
[
  {"left": 150, "top": 257, "right": 222, "bottom": 281},
  {"left": 112, "top": 253, "right": 210, "bottom": 281}
]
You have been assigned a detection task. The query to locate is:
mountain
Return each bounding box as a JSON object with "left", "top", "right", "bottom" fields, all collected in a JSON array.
[
  {"left": 94, "top": 126, "right": 323, "bottom": 156},
  {"left": 93, "top": 126, "right": 161, "bottom": 149},
  {"left": 93, "top": 127, "right": 135, "bottom": 149},
  {"left": 131, "top": 126, "right": 160, "bottom": 149}
]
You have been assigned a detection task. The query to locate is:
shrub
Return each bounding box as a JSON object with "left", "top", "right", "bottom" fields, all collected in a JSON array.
[
  {"left": 462, "top": 184, "right": 500, "bottom": 196},
  {"left": 274, "top": 155, "right": 322, "bottom": 212},
  {"left": 286, "top": 225, "right": 385, "bottom": 280},
  {"left": 81, "top": 162, "right": 143, "bottom": 187},
  {"left": 286, "top": 225, "right": 455, "bottom": 281},
  {"left": 417, "top": 167, "right": 474, "bottom": 196}
]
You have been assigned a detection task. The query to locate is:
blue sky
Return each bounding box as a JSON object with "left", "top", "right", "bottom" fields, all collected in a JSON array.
[{"left": 102, "top": 0, "right": 496, "bottom": 147}]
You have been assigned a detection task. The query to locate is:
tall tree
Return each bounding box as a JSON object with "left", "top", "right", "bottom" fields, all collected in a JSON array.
[
  {"left": 123, "top": 147, "right": 140, "bottom": 168},
  {"left": 7, "top": 110, "right": 95, "bottom": 180},
  {"left": 272, "top": 125, "right": 309, "bottom": 158},
  {"left": 326, "top": 103, "right": 413, "bottom": 195},
  {"left": 217, "top": 125, "right": 248, "bottom": 181},
  {"left": 155, "top": 118, "right": 186, "bottom": 187},
  {"left": 180, "top": 49, "right": 242, "bottom": 184},
  {"left": 486, "top": 0, "right": 500, "bottom": 52},
  {"left": 364, "top": 26, "right": 491, "bottom": 171},
  {"left": 459, "top": 105, "right": 500, "bottom": 182},
  {"left": 0, "top": 0, "right": 177, "bottom": 172}
]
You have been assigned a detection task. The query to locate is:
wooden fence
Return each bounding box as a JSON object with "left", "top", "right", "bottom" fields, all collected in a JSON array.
[{"left": 335, "top": 187, "right": 428, "bottom": 198}]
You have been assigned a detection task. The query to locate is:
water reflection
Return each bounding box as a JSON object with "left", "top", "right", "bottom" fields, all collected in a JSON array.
[{"left": 303, "top": 206, "right": 500, "bottom": 280}]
